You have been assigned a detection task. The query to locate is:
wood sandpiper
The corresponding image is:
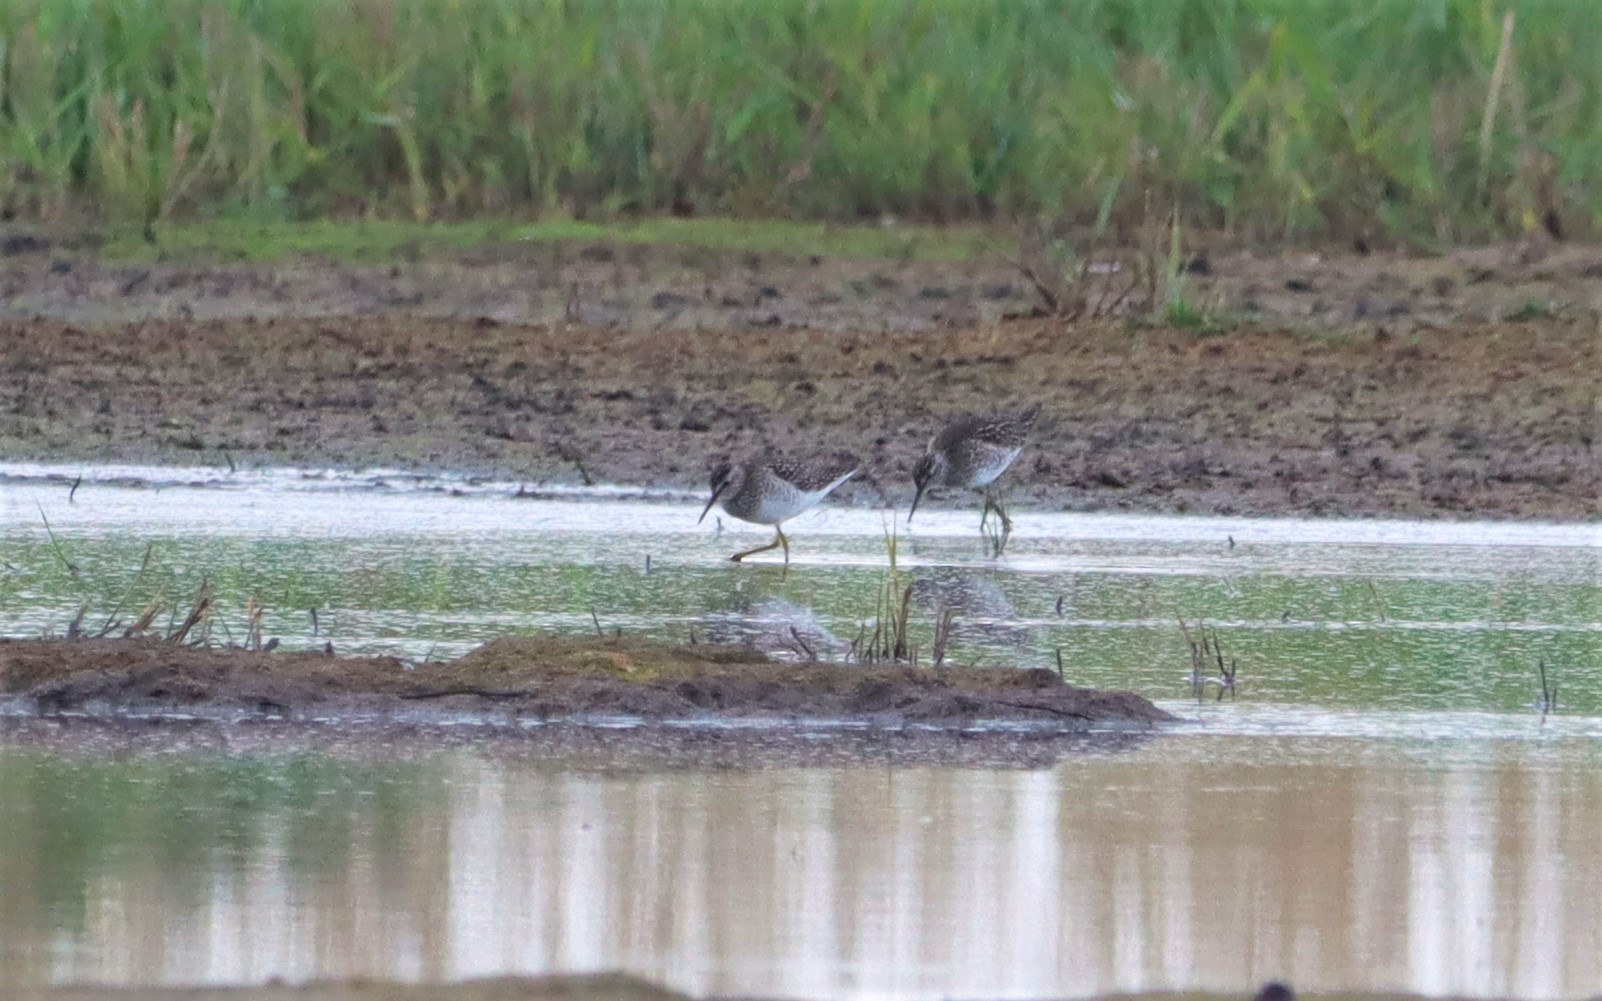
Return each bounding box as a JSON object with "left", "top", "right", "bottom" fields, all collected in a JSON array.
[
  {"left": 907, "top": 406, "right": 1039, "bottom": 537},
  {"left": 699, "top": 453, "right": 859, "bottom": 563}
]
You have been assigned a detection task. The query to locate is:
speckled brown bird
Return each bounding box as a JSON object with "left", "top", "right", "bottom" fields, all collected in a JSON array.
[
  {"left": 699, "top": 453, "right": 858, "bottom": 563},
  {"left": 908, "top": 406, "right": 1039, "bottom": 533}
]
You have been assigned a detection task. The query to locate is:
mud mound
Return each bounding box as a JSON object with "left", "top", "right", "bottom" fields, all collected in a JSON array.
[{"left": 0, "top": 634, "right": 1171, "bottom": 731}]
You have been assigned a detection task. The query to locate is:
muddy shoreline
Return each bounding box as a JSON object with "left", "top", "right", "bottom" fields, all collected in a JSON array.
[
  {"left": 0, "top": 973, "right": 1511, "bottom": 1001},
  {"left": 0, "top": 974, "right": 1457, "bottom": 1001},
  {"left": 0, "top": 634, "right": 1171, "bottom": 735},
  {"left": 1, "top": 236, "right": 1597, "bottom": 521},
  {"left": 0, "top": 714, "right": 1159, "bottom": 772}
]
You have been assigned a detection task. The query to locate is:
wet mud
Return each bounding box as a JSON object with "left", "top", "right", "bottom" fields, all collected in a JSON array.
[
  {"left": 1, "top": 237, "right": 1597, "bottom": 520},
  {"left": 0, "top": 633, "right": 1171, "bottom": 732},
  {"left": 0, "top": 976, "right": 1494, "bottom": 1001},
  {"left": 0, "top": 714, "right": 1156, "bottom": 772}
]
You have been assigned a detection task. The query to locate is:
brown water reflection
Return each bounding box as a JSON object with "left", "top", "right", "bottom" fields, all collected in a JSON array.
[{"left": 3, "top": 734, "right": 1601, "bottom": 998}]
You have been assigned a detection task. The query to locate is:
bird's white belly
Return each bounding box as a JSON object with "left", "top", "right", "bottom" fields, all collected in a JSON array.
[
  {"left": 729, "top": 471, "right": 854, "bottom": 525},
  {"left": 960, "top": 446, "right": 1022, "bottom": 488}
]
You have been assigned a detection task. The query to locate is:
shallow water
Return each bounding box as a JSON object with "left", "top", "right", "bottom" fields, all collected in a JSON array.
[
  {"left": 2, "top": 463, "right": 1597, "bottom": 720},
  {"left": 2, "top": 463, "right": 1600, "bottom": 996},
  {"left": 2, "top": 727, "right": 1602, "bottom": 997}
]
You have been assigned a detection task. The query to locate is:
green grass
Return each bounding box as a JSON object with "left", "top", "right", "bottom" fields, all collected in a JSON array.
[
  {"left": 3, "top": 0, "right": 1601, "bottom": 243},
  {"left": 98, "top": 216, "right": 1002, "bottom": 264},
  {"left": 1504, "top": 298, "right": 1558, "bottom": 322}
]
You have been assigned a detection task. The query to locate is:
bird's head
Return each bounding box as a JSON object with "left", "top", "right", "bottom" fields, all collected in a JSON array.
[
  {"left": 908, "top": 452, "right": 946, "bottom": 523},
  {"left": 699, "top": 462, "right": 742, "bottom": 524}
]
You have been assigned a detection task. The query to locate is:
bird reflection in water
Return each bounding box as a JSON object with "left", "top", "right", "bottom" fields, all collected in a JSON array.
[
  {"left": 907, "top": 566, "right": 1034, "bottom": 652},
  {"left": 698, "top": 594, "right": 845, "bottom": 663}
]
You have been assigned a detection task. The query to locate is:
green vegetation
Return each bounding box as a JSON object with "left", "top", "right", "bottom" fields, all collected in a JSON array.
[
  {"left": 3, "top": 0, "right": 1599, "bottom": 243},
  {"left": 1504, "top": 298, "right": 1557, "bottom": 321}
]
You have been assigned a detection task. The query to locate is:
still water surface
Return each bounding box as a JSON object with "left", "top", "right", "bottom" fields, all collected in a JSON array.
[
  {"left": 1, "top": 464, "right": 1599, "bottom": 996},
  {"left": 3, "top": 463, "right": 1597, "bottom": 715}
]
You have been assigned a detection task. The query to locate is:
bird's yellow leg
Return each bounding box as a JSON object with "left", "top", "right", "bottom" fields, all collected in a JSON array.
[
  {"left": 730, "top": 528, "right": 785, "bottom": 563},
  {"left": 778, "top": 525, "right": 790, "bottom": 565},
  {"left": 979, "top": 491, "right": 1004, "bottom": 532},
  {"left": 980, "top": 489, "right": 1013, "bottom": 557}
]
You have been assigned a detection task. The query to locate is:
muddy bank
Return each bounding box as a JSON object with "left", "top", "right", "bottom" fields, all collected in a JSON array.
[
  {"left": 4, "top": 228, "right": 1601, "bottom": 333},
  {"left": 1, "top": 237, "right": 1597, "bottom": 520},
  {"left": 0, "top": 977, "right": 1500, "bottom": 1001},
  {"left": 0, "top": 634, "right": 1170, "bottom": 731},
  {"left": 0, "top": 714, "right": 1156, "bottom": 771}
]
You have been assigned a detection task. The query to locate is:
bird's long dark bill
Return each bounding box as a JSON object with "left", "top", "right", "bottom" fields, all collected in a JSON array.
[
  {"left": 907, "top": 484, "right": 927, "bottom": 523},
  {"left": 698, "top": 486, "right": 726, "bottom": 524}
]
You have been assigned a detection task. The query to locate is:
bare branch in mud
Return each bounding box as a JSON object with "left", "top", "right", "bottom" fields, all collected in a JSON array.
[
  {"left": 554, "top": 440, "right": 595, "bottom": 486},
  {"left": 787, "top": 626, "right": 818, "bottom": 663},
  {"left": 66, "top": 602, "right": 88, "bottom": 639}
]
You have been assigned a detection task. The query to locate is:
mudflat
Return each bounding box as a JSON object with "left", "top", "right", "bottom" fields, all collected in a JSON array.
[{"left": 0, "top": 233, "right": 1597, "bottom": 519}]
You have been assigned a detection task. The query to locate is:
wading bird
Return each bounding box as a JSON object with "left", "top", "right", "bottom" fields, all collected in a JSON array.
[
  {"left": 908, "top": 406, "right": 1039, "bottom": 544},
  {"left": 699, "top": 454, "right": 859, "bottom": 564}
]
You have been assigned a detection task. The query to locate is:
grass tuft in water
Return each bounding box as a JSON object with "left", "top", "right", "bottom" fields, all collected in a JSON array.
[
  {"left": 1179, "top": 617, "right": 1239, "bottom": 703},
  {"left": 850, "top": 578, "right": 916, "bottom": 667}
]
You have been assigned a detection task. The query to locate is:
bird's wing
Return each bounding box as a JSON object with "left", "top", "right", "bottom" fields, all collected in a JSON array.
[{"left": 770, "top": 454, "right": 859, "bottom": 493}]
